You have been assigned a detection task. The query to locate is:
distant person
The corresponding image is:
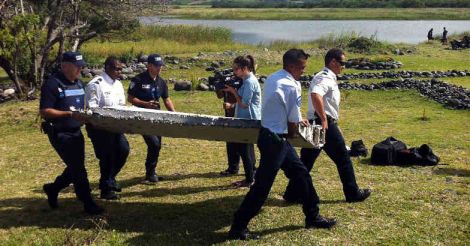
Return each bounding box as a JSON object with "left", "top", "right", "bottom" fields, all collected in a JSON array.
[
  {"left": 40, "top": 51, "right": 103, "bottom": 214},
  {"left": 128, "top": 54, "right": 175, "bottom": 182},
  {"left": 228, "top": 49, "right": 336, "bottom": 241},
  {"left": 427, "top": 28, "right": 433, "bottom": 40},
  {"left": 222, "top": 55, "right": 261, "bottom": 188},
  {"left": 283, "top": 48, "right": 371, "bottom": 204},
  {"left": 85, "top": 56, "right": 130, "bottom": 200},
  {"left": 442, "top": 27, "right": 448, "bottom": 44}
]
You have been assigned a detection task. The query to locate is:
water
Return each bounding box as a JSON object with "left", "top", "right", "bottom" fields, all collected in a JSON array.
[{"left": 140, "top": 17, "right": 470, "bottom": 44}]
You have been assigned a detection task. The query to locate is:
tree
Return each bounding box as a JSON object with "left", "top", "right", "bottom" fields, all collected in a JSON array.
[{"left": 0, "top": 0, "right": 139, "bottom": 98}]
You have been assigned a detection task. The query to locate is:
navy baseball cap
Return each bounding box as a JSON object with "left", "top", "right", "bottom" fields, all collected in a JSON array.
[
  {"left": 62, "top": 51, "right": 86, "bottom": 67},
  {"left": 148, "top": 54, "right": 165, "bottom": 67}
]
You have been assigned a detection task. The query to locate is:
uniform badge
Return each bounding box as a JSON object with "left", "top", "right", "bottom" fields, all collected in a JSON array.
[{"left": 129, "top": 82, "right": 135, "bottom": 90}]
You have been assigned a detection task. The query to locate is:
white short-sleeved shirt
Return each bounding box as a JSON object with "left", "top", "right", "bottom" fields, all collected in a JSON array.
[
  {"left": 307, "top": 67, "right": 340, "bottom": 120},
  {"left": 261, "top": 69, "right": 303, "bottom": 134},
  {"left": 85, "top": 72, "right": 126, "bottom": 108}
]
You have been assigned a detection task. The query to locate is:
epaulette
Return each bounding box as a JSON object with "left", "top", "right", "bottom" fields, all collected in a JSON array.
[{"left": 90, "top": 77, "right": 103, "bottom": 84}]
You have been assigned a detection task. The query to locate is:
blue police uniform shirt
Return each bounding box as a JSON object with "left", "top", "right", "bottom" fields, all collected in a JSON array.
[
  {"left": 261, "top": 69, "right": 303, "bottom": 134},
  {"left": 235, "top": 72, "right": 261, "bottom": 120},
  {"left": 128, "top": 71, "right": 169, "bottom": 109},
  {"left": 39, "top": 72, "right": 85, "bottom": 129}
]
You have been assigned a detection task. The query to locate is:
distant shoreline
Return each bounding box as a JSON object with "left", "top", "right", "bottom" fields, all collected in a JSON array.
[{"left": 152, "top": 7, "right": 470, "bottom": 20}]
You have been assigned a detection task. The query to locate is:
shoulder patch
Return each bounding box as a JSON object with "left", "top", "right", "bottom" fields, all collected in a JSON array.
[
  {"left": 296, "top": 96, "right": 302, "bottom": 107},
  {"left": 129, "top": 81, "right": 136, "bottom": 90}
]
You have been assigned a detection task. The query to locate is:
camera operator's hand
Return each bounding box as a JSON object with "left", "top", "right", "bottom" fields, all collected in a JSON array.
[
  {"left": 222, "top": 85, "right": 237, "bottom": 95},
  {"left": 223, "top": 102, "right": 233, "bottom": 110},
  {"left": 300, "top": 119, "right": 310, "bottom": 127}
]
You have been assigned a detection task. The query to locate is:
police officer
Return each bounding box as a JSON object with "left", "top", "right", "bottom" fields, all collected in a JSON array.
[
  {"left": 40, "top": 51, "right": 103, "bottom": 214},
  {"left": 283, "top": 48, "right": 371, "bottom": 204},
  {"left": 85, "top": 56, "right": 130, "bottom": 200},
  {"left": 128, "top": 54, "right": 175, "bottom": 182},
  {"left": 228, "top": 49, "right": 336, "bottom": 241}
]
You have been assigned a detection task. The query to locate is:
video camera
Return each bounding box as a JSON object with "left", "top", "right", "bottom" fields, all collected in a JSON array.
[{"left": 208, "top": 68, "right": 243, "bottom": 91}]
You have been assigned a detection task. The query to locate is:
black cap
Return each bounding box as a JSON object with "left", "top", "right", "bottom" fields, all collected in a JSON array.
[
  {"left": 62, "top": 51, "right": 86, "bottom": 67},
  {"left": 147, "top": 54, "right": 165, "bottom": 67}
]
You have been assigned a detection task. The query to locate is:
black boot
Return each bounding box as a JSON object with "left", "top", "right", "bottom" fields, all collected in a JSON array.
[
  {"left": 228, "top": 228, "right": 260, "bottom": 240},
  {"left": 100, "top": 189, "right": 119, "bottom": 200},
  {"left": 43, "top": 183, "right": 59, "bottom": 209},
  {"left": 306, "top": 215, "right": 337, "bottom": 229},
  {"left": 346, "top": 188, "right": 371, "bottom": 203}
]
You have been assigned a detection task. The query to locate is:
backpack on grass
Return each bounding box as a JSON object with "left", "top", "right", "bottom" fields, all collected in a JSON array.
[{"left": 371, "top": 137, "right": 407, "bottom": 165}]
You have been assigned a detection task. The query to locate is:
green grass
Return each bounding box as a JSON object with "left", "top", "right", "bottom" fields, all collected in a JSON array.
[
  {"left": 0, "top": 88, "right": 468, "bottom": 245},
  {"left": 163, "top": 7, "right": 470, "bottom": 20}
]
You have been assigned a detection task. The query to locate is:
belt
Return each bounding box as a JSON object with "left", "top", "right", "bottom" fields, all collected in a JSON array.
[{"left": 313, "top": 113, "right": 338, "bottom": 124}]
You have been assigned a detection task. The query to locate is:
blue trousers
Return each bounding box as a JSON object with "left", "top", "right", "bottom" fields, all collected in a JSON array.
[
  {"left": 284, "top": 119, "right": 359, "bottom": 201},
  {"left": 47, "top": 129, "right": 93, "bottom": 202},
  {"left": 231, "top": 128, "right": 320, "bottom": 230},
  {"left": 142, "top": 135, "right": 162, "bottom": 175},
  {"left": 86, "top": 125, "right": 129, "bottom": 191},
  {"left": 226, "top": 142, "right": 241, "bottom": 172}
]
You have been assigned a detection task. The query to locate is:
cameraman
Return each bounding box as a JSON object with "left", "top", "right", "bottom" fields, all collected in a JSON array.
[{"left": 222, "top": 55, "right": 261, "bottom": 188}]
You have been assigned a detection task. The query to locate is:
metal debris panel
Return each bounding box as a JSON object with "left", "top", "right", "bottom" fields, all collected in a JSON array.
[{"left": 80, "top": 106, "right": 322, "bottom": 148}]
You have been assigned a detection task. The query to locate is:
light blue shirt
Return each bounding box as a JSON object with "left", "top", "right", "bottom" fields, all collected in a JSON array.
[
  {"left": 261, "top": 69, "right": 303, "bottom": 134},
  {"left": 235, "top": 72, "right": 261, "bottom": 120}
]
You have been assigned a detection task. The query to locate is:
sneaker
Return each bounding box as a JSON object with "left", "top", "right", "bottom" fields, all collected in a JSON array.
[
  {"left": 346, "top": 188, "right": 371, "bottom": 203},
  {"left": 232, "top": 180, "right": 253, "bottom": 188},
  {"left": 220, "top": 169, "right": 238, "bottom": 176},
  {"left": 100, "top": 190, "right": 119, "bottom": 200},
  {"left": 306, "top": 215, "right": 337, "bottom": 229},
  {"left": 228, "top": 228, "right": 260, "bottom": 240},
  {"left": 43, "top": 183, "right": 59, "bottom": 209},
  {"left": 84, "top": 201, "right": 105, "bottom": 215}
]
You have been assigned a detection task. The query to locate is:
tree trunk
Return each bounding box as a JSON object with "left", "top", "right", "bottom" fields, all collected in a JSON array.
[{"left": 0, "top": 55, "right": 25, "bottom": 95}]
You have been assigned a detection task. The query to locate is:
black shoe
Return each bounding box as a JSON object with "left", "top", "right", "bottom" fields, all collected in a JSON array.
[
  {"left": 306, "top": 215, "right": 337, "bottom": 229},
  {"left": 100, "top": 190, "right": 119, "bottom": 200},
  {"left": 349, "top": 140, "right": 368, "bottom": 157},
  {"left": 111, "top": 180, "right": 122, "bottom": 192},
  {"left": 84, "top": 201, "right": 105, "bottom": 215},
  {"left": 145, "top": 173, "right": 159, "bottom": 183},
  {"left": 220, "top": 169, "right": 238, "bottom": 176},
  {"left": 228, "top": 228, "right": 260, "bottom": 240},
  {"left": 346, "top": 188, "right": 371, "bottom": 203},
  {"left": 43, "top": 183, "right": 59, "bottom": 209}
]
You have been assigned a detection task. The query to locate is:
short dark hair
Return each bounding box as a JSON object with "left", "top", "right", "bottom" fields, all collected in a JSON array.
[
  {"left": 233, "top": 55, "right": 256, "bottom": 74},
  {"left": 283, "top": 48, "right": 310, "bottom": 69},
  {"left": 104, "top": 56, "right": 121, "bottom": 70},
  {"left": 324, "top": 48, "right": 344, "bottom": 66}
]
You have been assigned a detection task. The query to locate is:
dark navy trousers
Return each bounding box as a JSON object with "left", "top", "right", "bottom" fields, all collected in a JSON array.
[
  {"left": 232, "top": 143, "right": 256, "bottom": 183},
  {"left": 226, "top": 142, "right": 241, "bottom": 172},
  {"left": 86, "top": 125, "right": 129, "bottom": 191},
  {"left": 231, "top": 128, "right": 320, "bottom": 230},
  {"left": 47, "top": 129, "right": 93, "bottom": 202},
  {"left": 142, "top": 135, "right": 162, "bottom": 175},
  {"left": 284, "top": 119, "right": 359, "bottom": 201}
]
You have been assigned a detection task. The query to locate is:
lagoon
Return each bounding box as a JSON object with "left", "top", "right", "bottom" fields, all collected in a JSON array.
[{"left": 140, "top": 17, "right": 470, "bottom": 44}]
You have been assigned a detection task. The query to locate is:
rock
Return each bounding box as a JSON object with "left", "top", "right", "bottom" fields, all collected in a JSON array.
[
  {"left": 197, "top": 83, "right": 209, "bottom": 91},
  {"left": 263, "top": 48, "right": 269, "bottom": 52},
  {"left": 137, "top": 63, "right": 146, "bottom": 69},
  {"left": 210, "top": 61, "right": 220, "bottom": 68},
  {"left": 174, "top": 80, "right": 192, "bottom": 91},
  {"left": 91, "top": 69, "right": 103, "bottom": 76},
  {"left": 122, "top": 67, "right": 133, "bottom": 74},
  {"left": 2, "top": 88, "right": 15, "bottom": 97},
  {"left": 138, "top": 54, "right": 148, "bottom": 63},
  {"left": 83, "top": 73, "right": 93, "bottom": 78},
  {"left": 120, "top": 74, "right": 128, "bottom": 80},
  {"left": 82, "top": 68, "right": 91, "bottom": 75},
  {"left": 179, "top": 65, "right": 190, "bottom": 70}
]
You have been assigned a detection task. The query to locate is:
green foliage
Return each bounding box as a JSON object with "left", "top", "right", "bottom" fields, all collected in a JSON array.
[{"left": 131, "top": 25, "right": 232, "bottom": 44}]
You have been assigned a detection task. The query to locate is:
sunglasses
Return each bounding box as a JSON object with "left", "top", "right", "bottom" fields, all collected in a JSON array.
[{"left": 336, "top": 59, "right": 346, "bottom": 67}]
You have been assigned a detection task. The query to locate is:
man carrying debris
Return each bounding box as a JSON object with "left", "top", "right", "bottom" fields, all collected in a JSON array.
[
  {"left": 283, "top": 48, "right": 371, "bottom": 204},
  {"left": 85, "top": 56, "right": 130, "bottom": 200},
  {"left": 228, "top": 49, "right": 336, "bottom": 241},
  {"left": 128, "top": 54, "right": 175, "bottom": 182},
  {"left": 40, "top": 51, "right": 103, "bottom": 214}
]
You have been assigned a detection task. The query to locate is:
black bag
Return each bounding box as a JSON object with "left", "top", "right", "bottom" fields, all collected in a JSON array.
[
  {"left": 371, "top": 137, "right": 407, "bottom": 165},
  {"left": 397, "top": 144, "right": 440, "bottom": 166}
]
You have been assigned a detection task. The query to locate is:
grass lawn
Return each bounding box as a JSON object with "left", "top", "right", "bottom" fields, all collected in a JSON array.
[
  {"left": 163, "top": 7, "right": 470, "bottom": 20},
  {"left": 0, "top": 86, "right": 468, "bottom": 245}
]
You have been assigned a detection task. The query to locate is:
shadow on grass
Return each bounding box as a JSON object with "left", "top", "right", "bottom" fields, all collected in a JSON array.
[
  {"left": 0, "top": 195, "right": 243, "bottom": 245},
  {"left": 433, "top": 167, "right": 470, "bottom": 177}
]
